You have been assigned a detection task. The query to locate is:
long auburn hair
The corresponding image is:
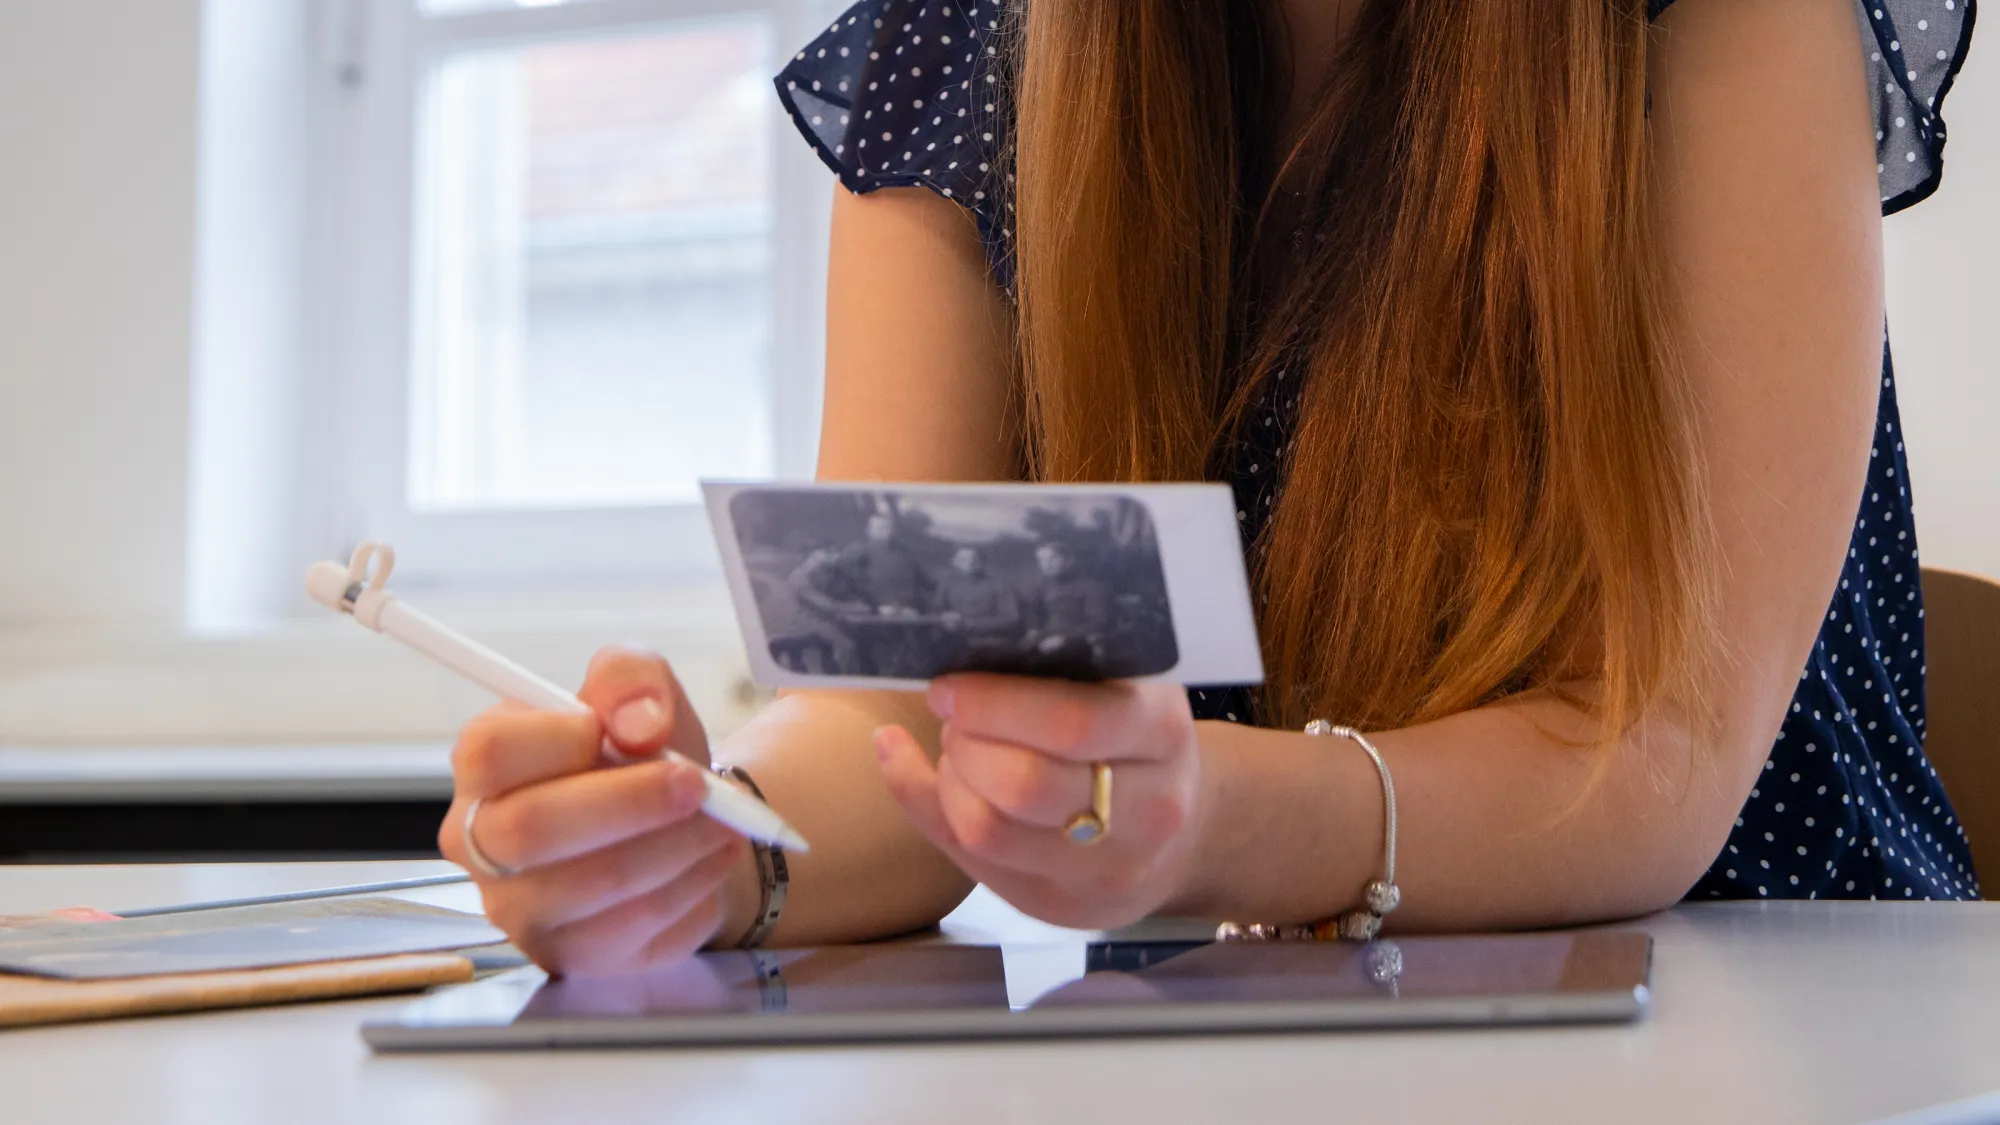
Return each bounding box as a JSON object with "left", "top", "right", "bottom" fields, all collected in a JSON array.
[{"left": 1008, "top": 0, "right": 1717, "bottom": 737}]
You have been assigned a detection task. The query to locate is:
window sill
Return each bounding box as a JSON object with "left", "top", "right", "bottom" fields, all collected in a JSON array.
[
  {"left": 0, "top": 589, "right": 766, "bottom": 747},
  {"left": 0, "top": 744, "right": 452, "bottom": 803}
]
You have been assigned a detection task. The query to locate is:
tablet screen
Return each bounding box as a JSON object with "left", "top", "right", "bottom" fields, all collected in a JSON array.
[{"left": 371, "top": 932, "right": 1651, "bottom": 1049}]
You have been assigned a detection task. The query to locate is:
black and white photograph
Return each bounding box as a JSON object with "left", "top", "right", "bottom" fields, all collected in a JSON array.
[
  {"left": 729, "top": 488, "right": 1176, "bottom": 681},
  {"left": 705, "top": 482, "right": 1265, "bottom": 690}
]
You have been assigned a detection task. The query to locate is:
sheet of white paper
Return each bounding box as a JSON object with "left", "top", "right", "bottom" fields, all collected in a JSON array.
[{"left": 703, "top": 481, "right": 1263, "bottom": 691}]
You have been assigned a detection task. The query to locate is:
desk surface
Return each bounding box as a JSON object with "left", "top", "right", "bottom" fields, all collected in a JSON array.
[{"left": 2, "top": 862, "right": 1997, "bottom": 1125}]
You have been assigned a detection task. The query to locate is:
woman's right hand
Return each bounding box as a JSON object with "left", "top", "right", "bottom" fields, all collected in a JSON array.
[{"left": 438, "top": 647, "right": 749, "bottom": 977}]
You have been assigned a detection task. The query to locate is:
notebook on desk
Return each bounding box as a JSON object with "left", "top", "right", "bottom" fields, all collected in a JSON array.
[
  {"left": 0, "top": 897, "right": 501, "bottom": 980},
  {"left": 0, "top": 897, "right": 505, "bottom": 1028}
]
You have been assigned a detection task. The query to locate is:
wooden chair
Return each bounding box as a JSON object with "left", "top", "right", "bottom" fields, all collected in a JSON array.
[{"left": 1920, "top": 567, "right": 2000, "bottom": 897}]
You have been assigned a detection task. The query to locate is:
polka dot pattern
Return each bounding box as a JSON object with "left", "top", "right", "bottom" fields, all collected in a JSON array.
[
  {"left": 779, "top": 0, "right": 1979, "bottom": 270},
  {"left": 779, "top": 1, "right": 1982, "bottom": 902},
  {"left": 1682, "top": 349, "right": 1978, "bottom": 902},
  {"left": 776, "top": 2, "right": 1012, "bottom": 279},
  {"left": 1843, "top": 0, "right": 1978, "bottom": 211}
]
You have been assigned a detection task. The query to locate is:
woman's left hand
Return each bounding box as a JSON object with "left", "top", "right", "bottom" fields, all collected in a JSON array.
[{"left": 873, "top": 675, "right": 1206, "bottom": 931}]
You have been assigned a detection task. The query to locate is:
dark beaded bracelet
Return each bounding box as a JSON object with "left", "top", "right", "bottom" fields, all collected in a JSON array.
[{"left": 713, "top": 764, "right": 789, "bottom": 950}]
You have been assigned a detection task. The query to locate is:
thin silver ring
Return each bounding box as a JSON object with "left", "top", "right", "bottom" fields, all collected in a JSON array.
[{"left": 461, "top": 797, "right": 520, "bottom": 879}]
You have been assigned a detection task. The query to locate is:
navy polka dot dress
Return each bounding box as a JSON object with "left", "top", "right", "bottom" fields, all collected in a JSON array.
[{"left": 778, "top": 0, "right": 1982, "bottom": 901}]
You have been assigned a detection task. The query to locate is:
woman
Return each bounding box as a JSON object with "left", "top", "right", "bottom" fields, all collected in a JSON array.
[{"left": 440, "top": 0, "right": 1980, "bottom": 974}]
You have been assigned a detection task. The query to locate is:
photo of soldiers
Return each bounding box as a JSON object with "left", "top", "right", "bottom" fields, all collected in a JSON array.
[
  {"left": 747, "top": 542, "right": 850, "bottom": 675},
  {"left": 788, "top": 509, "right": 937, "bottom": 678},
  {"left": 727, "top": 488, "right": 1179, "bottom": 682},
  {"left": 1022, "top": 542, "right": 1112, "bottom": 680},
  {"left": 937, "top": 547, "right": 1023, "bottom": 671}
]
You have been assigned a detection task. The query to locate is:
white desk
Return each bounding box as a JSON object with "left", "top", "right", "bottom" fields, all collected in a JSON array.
[{"left": 2, "top": 862, "right": 1998, "bottom": 1125}]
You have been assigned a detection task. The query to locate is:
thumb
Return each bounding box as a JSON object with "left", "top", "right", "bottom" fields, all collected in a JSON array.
[{"left": 873, "top": 724, "right": 963, "bottom": 855}]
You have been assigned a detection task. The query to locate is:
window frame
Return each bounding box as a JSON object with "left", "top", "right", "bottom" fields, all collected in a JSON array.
[{"left": 312, "top": 0, "right": 835, "bottom": 594}]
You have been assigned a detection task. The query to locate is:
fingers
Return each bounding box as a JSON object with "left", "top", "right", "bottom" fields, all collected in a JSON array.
[
  {"left": 439, "top": 643, "right": 733, "bottom": 978},
  {"left": 876, "top": 722, "right": 1163, "bottom": 903},
  {"left": 937, "top": 725, "right": 1092, "bottom": 829},
  {"left": 514, "top": 838, "right": 742, "bottom": 976},
  {"left": 451, "top": 703, "right": 602, "bottom": 800},
  {"left": 450, "top": 647, "right": 710, "bottom": 805},
  {"left": 874, "top": 724, "right": 1088, "bottom": 921},
  {"left": 579, "top": 645, "right": 711, "bottom": 763},
  {"left": 934, "top": 751, "right": 1085, "bottom": 877},
  {"left": 886, "top": 677, "right": 1208, "bottom": 936},
  {"left": 479, "top": 816, "right": 742, "bottom": 940},
  {"left": 630, "top": 890, "right": 735, "bottom": 970},
  {"left": 929, "top": 676, "right": 1192, "bottom": 764},
  {"left": 443, "top": 757, "right": 712, "bottom": 875}
]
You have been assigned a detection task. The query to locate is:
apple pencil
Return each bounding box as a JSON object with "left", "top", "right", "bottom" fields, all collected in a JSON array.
[
  {"left": 117, "top": 874, "right": 473, "bottom": 918},
  {"left": 305, "top": 543, "right": 809, "bottom": 853}
]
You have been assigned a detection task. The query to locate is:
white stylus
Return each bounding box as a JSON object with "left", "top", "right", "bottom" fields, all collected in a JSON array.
[{"left": 306, "top": 542, "right": 809, "bottom": 853}]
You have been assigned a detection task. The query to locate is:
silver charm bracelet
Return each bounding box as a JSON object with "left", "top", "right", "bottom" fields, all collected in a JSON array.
[{"left": 1216, "top": 720, "right": 1401, "bottom": 943}]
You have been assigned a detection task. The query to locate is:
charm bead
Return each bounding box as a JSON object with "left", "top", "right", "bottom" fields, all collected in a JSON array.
[
  {"left": 1365, "top": 880, "right": 1402, "bottom": 916},
  {"left": 1337, "top": 910, "right": 1381, "bottom": 942}
]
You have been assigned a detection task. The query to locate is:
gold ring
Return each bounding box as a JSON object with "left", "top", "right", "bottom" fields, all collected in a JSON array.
[
  {"left": 461, "top": 797, "right": 520, "bottom": 879},
  {"left": 1063, "top": 762, "right": 1114, "bottom": 846}
]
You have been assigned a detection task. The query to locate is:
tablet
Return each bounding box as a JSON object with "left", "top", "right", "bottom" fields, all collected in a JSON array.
[{"left": 362, "top": 932, "right": 1651, "bottom": 1051}]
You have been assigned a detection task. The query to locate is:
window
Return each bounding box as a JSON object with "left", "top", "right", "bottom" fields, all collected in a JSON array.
[{"left": 318, "top": 0, "right": 833, "bottom": 591}]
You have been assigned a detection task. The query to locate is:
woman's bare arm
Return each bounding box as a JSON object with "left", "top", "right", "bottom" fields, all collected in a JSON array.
[
  {"left": 709, "top": 185, "right": 1019, "bottom": 944},
  {"left": 1165, "top": 0, "right": 1885, "bottom": 928},
  {"left": 818, "top": 184, "right": 1020, "bottom": 483}
]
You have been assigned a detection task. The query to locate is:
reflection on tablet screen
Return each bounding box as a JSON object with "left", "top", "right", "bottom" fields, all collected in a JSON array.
[{"left": 481, "top": 933, "right": 1630, "bottom": 1023}]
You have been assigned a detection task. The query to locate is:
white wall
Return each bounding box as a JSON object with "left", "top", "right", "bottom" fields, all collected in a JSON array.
[
  {"left": 0, "top": 1, "right": 204, "bottom": 627},
  {"left": 1885, "top": 49, "right": 2000, "bottom": 581}
]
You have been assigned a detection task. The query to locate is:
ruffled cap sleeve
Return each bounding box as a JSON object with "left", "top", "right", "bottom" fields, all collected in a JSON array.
[
  {"left": 1861, "top": 0, "right": 1978, "bottom": 212},
  {"left": 776, "top": 2, "right": 1005, "bottom": 208}
]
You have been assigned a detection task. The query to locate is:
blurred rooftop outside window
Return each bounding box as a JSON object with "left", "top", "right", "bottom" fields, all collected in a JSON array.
[{"left": 411, "top": 16, "right": 776, "bottom": 513}]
